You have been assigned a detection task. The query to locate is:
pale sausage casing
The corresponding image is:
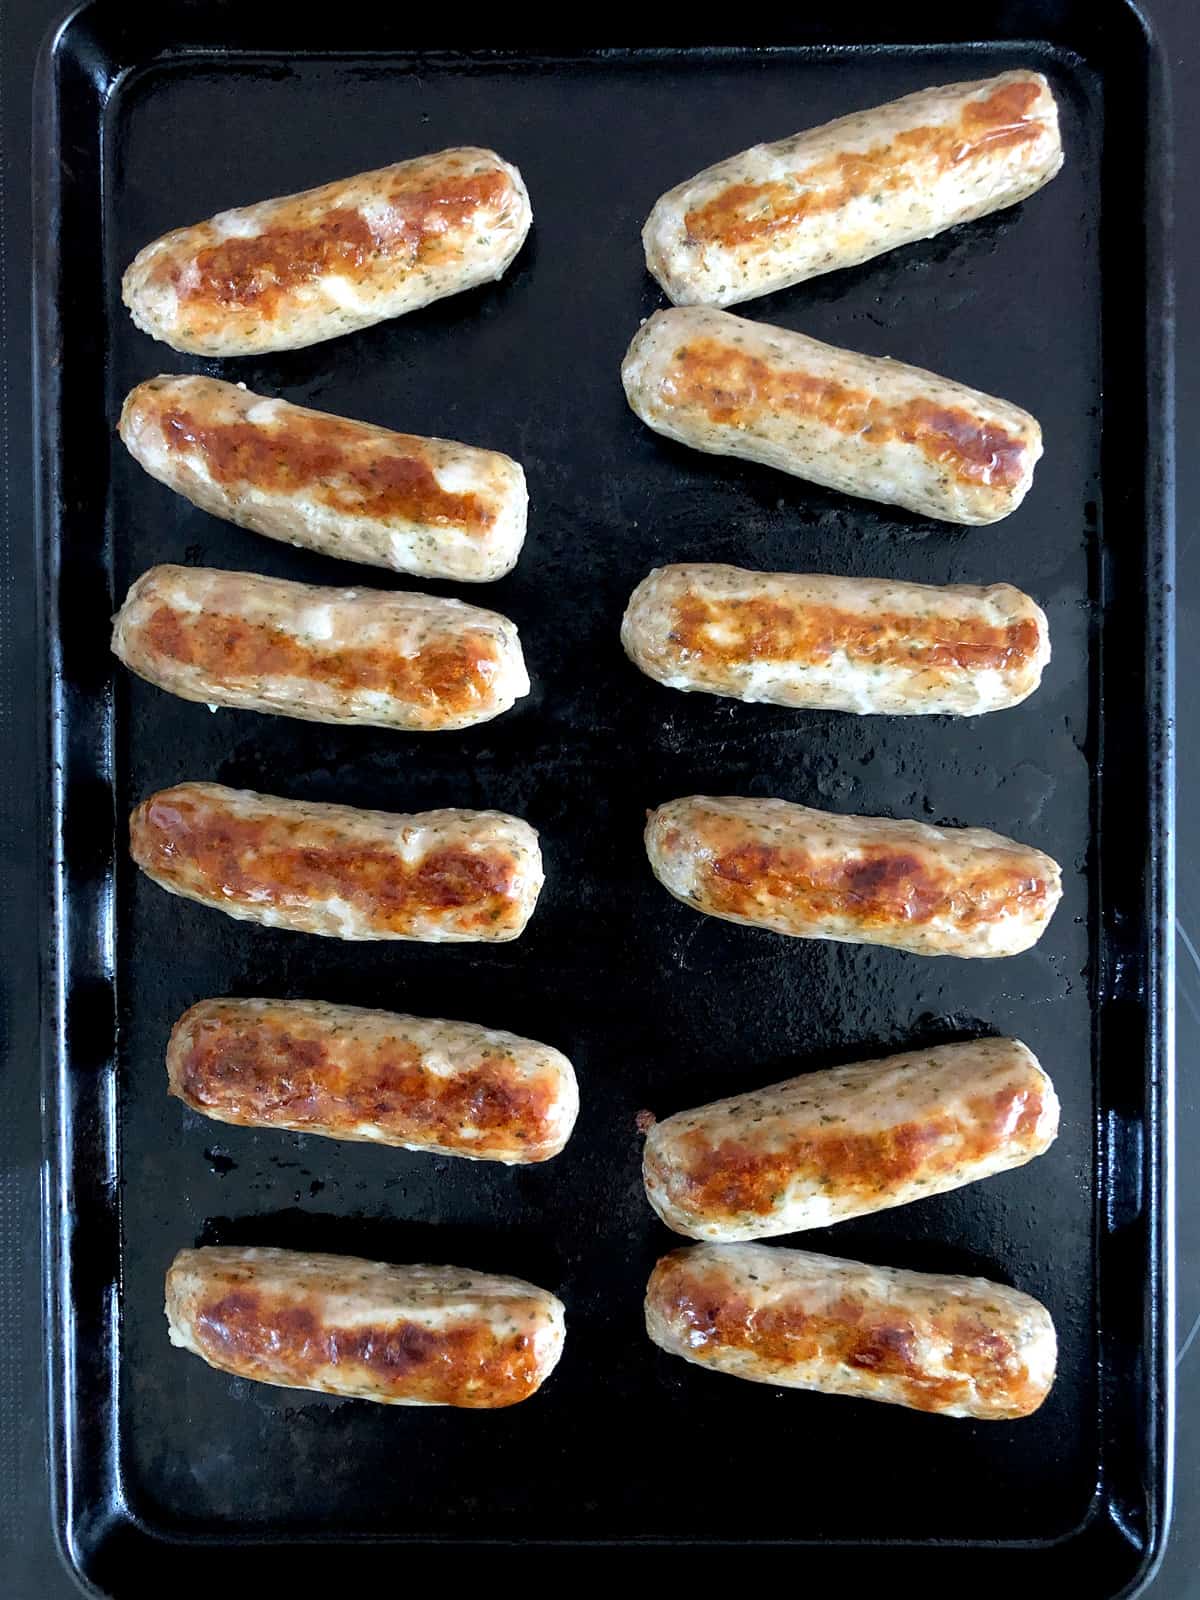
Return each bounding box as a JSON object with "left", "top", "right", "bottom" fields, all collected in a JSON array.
[
  {"left": 621, "top": 306, "right": 1043, "bottom": 525},
  {"left": 122, "top": 147, "right": 532, "bottom": 356},
  {"left": 622, "top": 563, "right": 1050, "bottom": 715},
  {"left": 112, "top": 565, "right": 529, "bottom": 732},
  {"left": 119, "top": 377, "right": 527, "bottom": 582},
  {"left": 129, "top": 782, "right": 543, "bottom": 943},
  {"left": 168, "top": 998, "right": 578, "bottom": 1163},
  {"left": 645, "top": 795, "right": 1061, "bottom": 957},
  {"left": 643, "top": 1038, "right": 1059, "bottom": 1240},
  {"left": 166, "top": 1246, "right": 565, "bottom": 1407},
  {"left": 645, "top": 1242, "right": 1056, "bottom": 1419},
  {"left": 643, "top": 71, "right": 1063, "bottom": 307}
]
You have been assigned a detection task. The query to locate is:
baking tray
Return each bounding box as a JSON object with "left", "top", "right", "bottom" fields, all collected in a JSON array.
[{"left": 35, "top": 1, "right": 1173, "bottom": 1592}]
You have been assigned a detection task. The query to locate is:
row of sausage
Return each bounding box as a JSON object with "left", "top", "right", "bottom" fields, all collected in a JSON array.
[
  {"left": 116, "top": 66, "right": 1067, "bottom": 1423},
  {"left": 113, "top": 546, "right": 1052, "bottom": 730},
  {"left": 166, "top": 1240, "right": 1054, "bottom": 1420},
  {"left": 125, "top": 74, "right": 1062, "bottom": 363},
  {"left": 121, "top": 74, "right": 1060, "bottom": 540},
  {"left": 129, "top": 782, "right": 1060, "bottom": 957},
  {"left": 163, "top": 1008, "right": 1056, "bottom": 1420},
  {"left": 168, "top": 999, "right": 1053, "bottom": 1205}
]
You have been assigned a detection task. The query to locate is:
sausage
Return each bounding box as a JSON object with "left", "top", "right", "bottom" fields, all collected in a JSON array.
[
  {"left": 645, "top": 1243, "right": 1056, "bottom": 1419},
  {"left": 119, "top": 377, "right": 527, "bottom": 583},
  {"left": 643, "top": 71, "right": 1062, "bottom": 307},
  {"left": 168, "top": 998, "right": 578, "bottom": 1163},
  {"left": 622, "top": 564, "right": 1050, "bottom": 715},
  {"left": 122, "top": 147, "right": 532, "bottom": 356},
  {"left": 644, "top": 795, "right": 1061, "bottom": 957},
  {"left": 643, "top": 1038, "right": 1058, "bottom": 1241},
  {"left": 621, "top": 306, "right": 1042, "bottom": 525},
  {"left": 166, "top": 1247, "right": 565, "bottom": 1407},
  {"left": 129, "top": 783, "right": 543, "bottom": 942},
  {"left": 111, "top": 565, "right": 529, "bottom": 732}
]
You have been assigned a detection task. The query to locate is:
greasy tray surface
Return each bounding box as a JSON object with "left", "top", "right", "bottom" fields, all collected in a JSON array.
[{"left": 37, "top": 4, "right": 1171, "bottom": 1587}]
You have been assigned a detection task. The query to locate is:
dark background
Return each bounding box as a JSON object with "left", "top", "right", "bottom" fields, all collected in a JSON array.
[{"left": 2, "top": 0, "right": 1194, "bottom": 1592}]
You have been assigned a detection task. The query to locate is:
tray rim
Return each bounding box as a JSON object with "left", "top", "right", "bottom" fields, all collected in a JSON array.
[{"left": 33, "top": 3, "right": 1175, "bottom": 1591}]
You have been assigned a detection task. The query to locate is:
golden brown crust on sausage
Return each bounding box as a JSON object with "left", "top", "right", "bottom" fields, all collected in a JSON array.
[
  {"left": 642, "top": 1038, "right": 1059, "bottom": 1239},
  {"left": 670, "top": 593, "right": 1039, "bottom": 674},
  {"left": 166, "top": 1247, "right": 565, "bottom": 1407},
  {"left": 621, "top": 564, "right": 1050, "bottom": 715},
  {"left": 643, "top": 72, "right": 1062, "bottom": 307},
  {"left": 645, "top": 1243, "right": 1056, "bottom": 1419},
  {"left": 685, "top": 79, "right": 1047, "bottom": 249},
  {"left": 152, "top": 389, "right": 494, "bottom": 533},
  {"left": 112, "top": 565, "right": 528, "bottom": 731},
  {"left": 122, "top": 149, "right": 532, "bottom": 356},
  {"left": 167, "top": 998, "right": 577, "bottom": 1162},
  {"left": 645, "top": 796, "right": 1061, "bottom": 957},
  {"left": 621, "top": 308, "right": 1043, "bottom": 525},
  {"left": 156, "top": 170, "right": 508, "bottom": 318},
  {"left": 668, "top": 336, "right": 1029, "bottom": 491},
  {"left": 129, "top": 783, "right": 543, "bottom": 942},
  {"left": 118, "top": 377, "right": 528, "bottom": 582}
]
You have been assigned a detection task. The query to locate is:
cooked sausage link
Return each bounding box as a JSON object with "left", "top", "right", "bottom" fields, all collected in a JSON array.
[
  {"left": 643, "top": 1038, "right": 1059, "bottom": 1240},
  {"left": 112, "top": 565, "right": 529, "bottom": 732},
  {"left": 119, "top": 377, "right": 527, "bottom": 582},
  {"left": 621, "top": 306, "right": 1043, "bottom": 525},
  {"left": 129, "top": 783, "right": 543, "bottom": 942},
  {"left": 122, "top": 147, "right": 531, "bottom": 356},
  {"left": 166, "top": 1247, "right": 565, "bottom": 1407},
  {"left": 644, "top": 71, "right": 1062, "bottom": 307},
  {"left": 644, "top": 795, "right": 1061, "bottom": 957},
  {"left": 645, "top": 1243, "right": 1056, "bottom": 1419},
  {"left": 622, "top": 564, "right": 1050, "bottom": 715},
  {"left": 168, "top": 998, "right": 578, "bottom": 1163}
]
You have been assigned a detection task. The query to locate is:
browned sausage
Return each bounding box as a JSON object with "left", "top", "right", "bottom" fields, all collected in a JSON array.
[
  {"left": 129, "top": 783, "right": 543, "bottom": 942},
  {"left": 646, "top": 1243, "right": 1056, "bottom": 1418},
  {"left": 123, "top": 148, "right": 532, "bottom": 356},
  {"left": 645, "top": 795, "right": 1062, "bottom": 957},
  {"left": 166, "top": 1247, "right": 565, "bottom": 1407},
  {"left": 168, "top": 998, "right": 577, "bottom": 1162},
  {"left": 643, "top": 1038, "right": 1059, "bottom": 1239}
]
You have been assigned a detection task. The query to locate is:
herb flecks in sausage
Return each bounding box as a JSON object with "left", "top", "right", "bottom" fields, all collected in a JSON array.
[
  {"left": 160, "top": 170, "right": 510, "bottom": 316},
  {"left": 645, "top": 1243, "right": 1056, "bottom": 1419},
  {"left": 137, "top": 796, "right": 514, "bottom": 930},
  {"left": 661, "top": 1269, "right": 1034, "bottom": 1416},
  {"left": 642, "top": 72, "right": 1062, "bottom": 308},
  {"left": 169, "top": 998, "right": 572, "bottom": 1162},
  {"left": 645, "top": 796, "right": 1062, "bottom": 957},
  {"left": 622, "top": 306, "right": 1043, "bottom": 526},
  {"left": 705, "top": 835, "right": 1046, "bottom": 931},
  {"left": 143, "top": 602, "right": 497, "bottom": 714},
  {"left": 165, "top": 1247, "right": 565, "bottom": 1409},
  {"left": 161, "top": 405, "right": 494, "bottom": 533},
  {"left": 684, "top": 81, "right": 1044, "bottom": 250},
  {"left": 621, "top": 565, "right": 1050, "bottom": 716},
  {"left": 122, "top": 148, "right": 532, "bottom": 356},
  {"left": 670, "top": 1098, "right": 1039, "bottom": 1216},
  {"left": 668, "top": 593, "right": 1040, "bottom": 674},
  {"left": 644, "top": 1038, "right": 1054, "bottom": 1242},
  {"left": 128, "top": 783, "right": 542, "bottom": 943},
  {"left": 119, "top": 377, "right": 528, "bottom": 582},
  {"left": 667, "top": 338, "right": 1027, "bottom": 489},
  {"left": 111, "top": 566, "right": 529, "bottom": 733},
  {"left": 194, "top": 1287, "right": 547, "bottom": 1408}
]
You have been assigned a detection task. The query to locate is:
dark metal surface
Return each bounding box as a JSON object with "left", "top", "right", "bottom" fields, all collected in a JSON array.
[{"left": 26, "top": 1, "right": 1172, "bottom": 1594}]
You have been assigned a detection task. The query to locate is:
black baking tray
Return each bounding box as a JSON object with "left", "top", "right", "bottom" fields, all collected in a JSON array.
[{"left": 34, "top": 2, "right": 1174, "bottom": 1592}]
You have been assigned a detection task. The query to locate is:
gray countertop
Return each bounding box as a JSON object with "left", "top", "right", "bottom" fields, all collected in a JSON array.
[
  {"left": 1156, "top": 0, "right": 1198, "bottom": 1592},
  {"left": 2, "top": 2, "right": 1194, "bottom": 1593}
]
